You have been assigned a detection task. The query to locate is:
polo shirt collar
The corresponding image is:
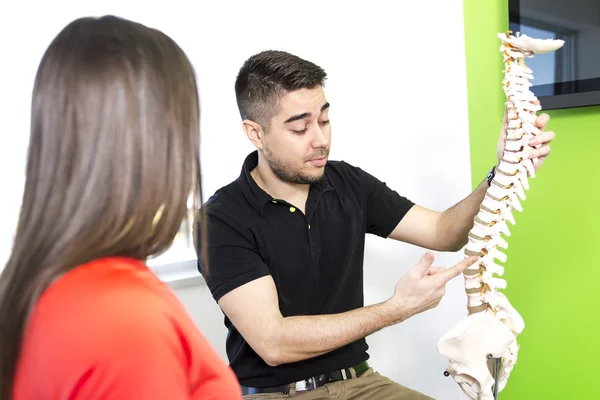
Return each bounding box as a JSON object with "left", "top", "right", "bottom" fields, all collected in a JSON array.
[{"left": 237, "top": 150, "right": 333, "bottom": 216}]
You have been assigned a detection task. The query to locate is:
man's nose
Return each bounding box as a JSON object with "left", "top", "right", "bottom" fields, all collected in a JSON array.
[{"left": 312, "top": 123, "right": 330, "bottom": 149}]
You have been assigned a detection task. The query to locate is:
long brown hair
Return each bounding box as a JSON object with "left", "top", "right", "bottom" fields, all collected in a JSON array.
[{"left": 0, "top": 15, "right": 204, "bottom": 399}]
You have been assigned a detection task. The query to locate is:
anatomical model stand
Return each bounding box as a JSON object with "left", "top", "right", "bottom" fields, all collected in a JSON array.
[{"left": 436, "top": 31, "right": 564, "bottom": 400}]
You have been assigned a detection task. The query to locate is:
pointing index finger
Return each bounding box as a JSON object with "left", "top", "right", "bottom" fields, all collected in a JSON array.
[{"left": 435, "top": 256, "right": 479, "bottom": 284}]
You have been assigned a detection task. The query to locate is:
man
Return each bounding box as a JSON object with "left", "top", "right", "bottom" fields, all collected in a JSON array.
[{"left": 196, "top": 50, "right": 554, "bottom": 399}]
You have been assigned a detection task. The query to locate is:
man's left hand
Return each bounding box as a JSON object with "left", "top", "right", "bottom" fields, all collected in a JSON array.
[{"left": 496, "top": 108, "right": 556, "bottom": 172}]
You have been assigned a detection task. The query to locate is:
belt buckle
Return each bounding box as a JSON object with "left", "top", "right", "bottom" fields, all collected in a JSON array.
[
  {"left": 341, "top": 368, "right": 348, "bottom": 380},
  {"left": 296, "top": 376, "right": 317, "bottom": 391}
]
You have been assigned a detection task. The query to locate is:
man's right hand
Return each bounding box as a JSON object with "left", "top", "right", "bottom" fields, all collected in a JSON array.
[{"left": 387, "top": 252, "right": 478, "bottom": 322}]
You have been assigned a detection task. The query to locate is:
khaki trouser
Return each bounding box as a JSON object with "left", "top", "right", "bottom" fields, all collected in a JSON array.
[{"left": 242, "top": 368, "right": 434, "bottom": 400}]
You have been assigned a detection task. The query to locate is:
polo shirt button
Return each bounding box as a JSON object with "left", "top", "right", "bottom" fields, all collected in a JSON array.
[
  {"left": 289, "top": 206, "right": 296, "bottom": 213},
  {"left": 308, "top": 224, "right": 311, "bottom": 229},
  {"left": 271, "top": 200, "right": 277, "bottom": 203}
]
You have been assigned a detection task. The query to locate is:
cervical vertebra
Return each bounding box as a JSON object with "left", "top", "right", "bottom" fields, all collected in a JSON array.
[{"left": 436, "top": 31, "right": 563, "bottom": 400}]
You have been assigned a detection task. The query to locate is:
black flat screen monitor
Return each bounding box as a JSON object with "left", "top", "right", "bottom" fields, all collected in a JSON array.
[{"left": 509, "top": 0, "right": 600, "bottom": 109}]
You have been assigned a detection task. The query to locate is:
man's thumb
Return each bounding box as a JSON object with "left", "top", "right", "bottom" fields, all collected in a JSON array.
[{"left": 414, "top": 252, "right": 435, "bottom": 277}]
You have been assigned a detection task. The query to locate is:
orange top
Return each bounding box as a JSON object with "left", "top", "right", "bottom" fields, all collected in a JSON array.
[{"left": 13, "top": 257, "right": 241, "bottom": 400}]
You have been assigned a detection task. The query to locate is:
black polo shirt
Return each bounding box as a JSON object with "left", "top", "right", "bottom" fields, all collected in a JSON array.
[{"left": 197, "top": 150, "right": 414, "bottom": 388}]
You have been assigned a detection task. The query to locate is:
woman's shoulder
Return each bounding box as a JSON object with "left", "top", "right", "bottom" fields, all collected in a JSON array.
[
  {"left": 34, "top": 257, "right": 166, "bottom": 320},
  {"left": 27, "top": 257, "right": 179, "bottom": 353}
]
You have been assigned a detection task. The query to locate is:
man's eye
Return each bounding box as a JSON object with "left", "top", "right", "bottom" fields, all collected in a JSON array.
[
  {"left": 319, "top": 120, "right": 330, "bottom": 126},
  {"left": 292, "top": 128, "right": 307, "bottom": 135}
]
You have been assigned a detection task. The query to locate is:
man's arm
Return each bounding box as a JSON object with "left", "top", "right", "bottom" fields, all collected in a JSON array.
[
  {"left": 348, "top": 160, "right": 489, "bottom": 252},
  {"left": 217, "top": 254, "right": 476, "bottom": 367},
  {"left": 217, "top": 275, "right": 401, "bottom": 367},
  {"left": 388, "top": 180, "right": 489, "bottom": 252}
]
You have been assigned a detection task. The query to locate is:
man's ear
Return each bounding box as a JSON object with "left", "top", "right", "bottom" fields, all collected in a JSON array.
[{"left": 242, "top": 120, "right": 265, "bottom": 150}]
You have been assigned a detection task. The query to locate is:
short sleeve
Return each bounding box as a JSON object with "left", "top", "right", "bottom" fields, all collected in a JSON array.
[
  {"left": 197, "top": 210, "right": 271, "bottom": 302},
  {"left": 351, "top": 164, "right": 414, "bottom": 237}
]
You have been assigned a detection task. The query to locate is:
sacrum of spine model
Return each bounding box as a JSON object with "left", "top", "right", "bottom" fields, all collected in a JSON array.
[{"left": 436, "top": 31, "right": 564, "bottom": 400}]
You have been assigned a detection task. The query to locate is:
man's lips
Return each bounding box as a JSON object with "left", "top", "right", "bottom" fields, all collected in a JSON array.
[{"left": 308, "top": 157, "right": 327, "bottom": 167}]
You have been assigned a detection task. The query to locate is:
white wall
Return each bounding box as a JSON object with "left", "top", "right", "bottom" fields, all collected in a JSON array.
[{"left": 1, "top": 1, "right": 474, "bottom": 398}]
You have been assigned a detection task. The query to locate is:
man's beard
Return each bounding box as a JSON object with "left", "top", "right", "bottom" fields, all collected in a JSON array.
[{"left": 264, "top": 147, "right": 328, "bottom": 185}]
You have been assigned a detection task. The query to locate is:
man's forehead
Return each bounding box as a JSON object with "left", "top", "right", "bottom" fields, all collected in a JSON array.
[{"left": 279, "top": 87, "right": 328, "bottom": 113}]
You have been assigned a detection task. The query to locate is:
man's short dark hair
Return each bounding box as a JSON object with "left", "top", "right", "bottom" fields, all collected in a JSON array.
[{"left": 234, "top": 50, "right": 327, "bottom": 132}]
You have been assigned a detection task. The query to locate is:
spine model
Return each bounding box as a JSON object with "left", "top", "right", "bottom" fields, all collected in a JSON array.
[{"left": 436, "top": 31, "right": 563, "bottom": 400}]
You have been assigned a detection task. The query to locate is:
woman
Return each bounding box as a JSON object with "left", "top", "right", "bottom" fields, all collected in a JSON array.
[{"left": 0, "top": 15, "right": 241, "bottom": 399}]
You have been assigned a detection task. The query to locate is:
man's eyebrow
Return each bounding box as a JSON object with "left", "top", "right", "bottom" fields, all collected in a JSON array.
[
  {"left": 283, "top": 103, "right": 330, "bottom": 124},
  {"left": 284, "top": 113, "right": 310, "bottom": 124}
]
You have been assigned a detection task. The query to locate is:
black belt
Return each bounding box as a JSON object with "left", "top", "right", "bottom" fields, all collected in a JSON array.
[{"left": 240, "top": 361, "right": 369, "bottom": 395}]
